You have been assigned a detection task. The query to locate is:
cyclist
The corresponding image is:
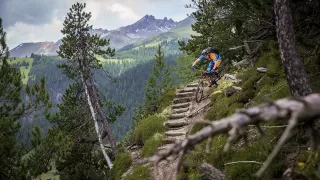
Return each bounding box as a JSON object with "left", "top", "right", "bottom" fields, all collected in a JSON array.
[{"left": 191, "top": 47, "right": 222, "bottom": 87}]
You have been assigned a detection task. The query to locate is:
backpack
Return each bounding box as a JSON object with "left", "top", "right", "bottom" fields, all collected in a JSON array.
[{"left": 207, "top": 47, "right": 219, "bottom": 55}]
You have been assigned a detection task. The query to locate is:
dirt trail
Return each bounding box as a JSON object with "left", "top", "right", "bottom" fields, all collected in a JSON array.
[{"left": 152, "top": 82, "right": 212, "bottom": 180}]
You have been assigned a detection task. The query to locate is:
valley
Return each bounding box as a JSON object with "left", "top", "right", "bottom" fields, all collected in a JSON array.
[{"left": 7, "top": 14, "right": 196, "bottom": 144}]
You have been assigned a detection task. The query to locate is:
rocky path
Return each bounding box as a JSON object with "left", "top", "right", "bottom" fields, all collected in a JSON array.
[{"left": 153, "top": 82, "right": 211, "bottom": 180}]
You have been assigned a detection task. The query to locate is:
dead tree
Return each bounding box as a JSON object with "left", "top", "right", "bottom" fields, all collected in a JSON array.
[{"left": 138, "top": 94, "right": 320, "bottom": 178}]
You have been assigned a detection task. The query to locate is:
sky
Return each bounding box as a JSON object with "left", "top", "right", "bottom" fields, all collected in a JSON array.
[{"left": 0, "top": 0, "right": 194, "bottom": 49}]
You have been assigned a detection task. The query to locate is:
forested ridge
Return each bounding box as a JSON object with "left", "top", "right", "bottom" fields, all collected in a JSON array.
[{"left": 1, "top": 0, "right": 320, "bottom": 179}]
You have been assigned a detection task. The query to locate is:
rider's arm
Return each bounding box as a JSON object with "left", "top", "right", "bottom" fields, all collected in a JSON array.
[
  {"left": 213, "top": 60, "right": 222, "bottom": 69},
  {"left": 192, "top": 59, "right": 200, "bottom": 67}
]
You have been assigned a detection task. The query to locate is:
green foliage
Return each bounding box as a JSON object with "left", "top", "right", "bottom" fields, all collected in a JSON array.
[
  {"left": 131, "top": 114, "right": 166, "bottom": 145},
  {"left": 57, "top": 2, "right": 115, "bottom": 79},
  {"left": 144, "top": 45, "right": 173, "bottom": 114},
  {"left": 174, "top": 54, "right": 199, "bottom": 86},
  {"left": 111, "top": 152, "right": 132, "bottom": 180},
  {"left": 8, "top": 57, "right": 34, "bottom": 84},
  {"left": 123, "top": 166, "right": 151, "bottom": 180},
  {"left": 141, "top": 133, "right": 164, "bottom": 157},
  {"left": 0, "top": 17, "right": 51, "bottom": 179},
  {"left": 156, "top": 88, "right": 176, "bottom": 113}
]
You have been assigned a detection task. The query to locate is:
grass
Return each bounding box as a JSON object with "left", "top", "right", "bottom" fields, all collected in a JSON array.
[
  {"left": 141, "top": 133, "right": 164, "bottom": 157},
  {"left": 123, "top": 166, "right": 151, "bottom": 180},
  {"left": 111, "top": 152, "right": 132, "bottom": 180},
  {"left": 170, "top": 26, "right": 196, "bottom": 37},
  {"left": 34, "top": 171, "right": 60, "bottom": 180},
  {"left": 131, "top": 114, "right": 167, "bottom": 145},
  {"left": 8, "top": 57, "right": 34, "bottom": 84}
]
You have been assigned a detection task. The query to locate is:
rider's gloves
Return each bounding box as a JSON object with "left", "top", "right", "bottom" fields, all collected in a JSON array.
[{"left": 191, "top": 66, "right": 195, "bottom": 70}]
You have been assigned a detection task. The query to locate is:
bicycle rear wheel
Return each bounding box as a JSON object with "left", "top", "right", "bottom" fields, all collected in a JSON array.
[{"left": 195, "top": 80, "right": 204, "bottom": 103}]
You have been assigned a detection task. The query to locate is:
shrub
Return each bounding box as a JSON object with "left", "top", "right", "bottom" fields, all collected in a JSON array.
[
  {"left": 141, "top": 133, "right": 164, "bottom": 157},
  {"left": 111, "top": 152, "right": 132, "bottom": 180},
  {"left": 157, "top": 88, "right": 176, "bottom": 113},
  {"left": 131, "top": 114, "right": 166, "bottom": 145}
]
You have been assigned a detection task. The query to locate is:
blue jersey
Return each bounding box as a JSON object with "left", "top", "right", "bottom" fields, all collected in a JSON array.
[{"left": 198, "top": 54, "right": 222, "bottom": 71}]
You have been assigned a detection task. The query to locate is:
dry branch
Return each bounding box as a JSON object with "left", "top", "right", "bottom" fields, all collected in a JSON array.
[{"left": 138, "top": 94, "right": 320, "bottom": 178}]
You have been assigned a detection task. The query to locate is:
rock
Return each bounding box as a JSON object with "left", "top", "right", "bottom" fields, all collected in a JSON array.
[
  {"left": 224, "top": 74, "right": 237, "bottom": 80},
  {"left": 225, "top": 89, "right": 236, "bottom": 97},
  {"left": 232, "top": 86, "right": 242, "bottom": 91},
  {"left": 199, "top": 163, "right": 227, "bottom": 180},
  {"left": 257, "top": 67, "right": 267, "bottom": 73},
  {"left": 233, "top": 59, "right": 250, "bottom": 67}
]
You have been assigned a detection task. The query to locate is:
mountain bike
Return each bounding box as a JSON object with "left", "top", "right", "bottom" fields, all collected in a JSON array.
[{"left": 195, "top": 69, "right": 219, "bottom": 103}]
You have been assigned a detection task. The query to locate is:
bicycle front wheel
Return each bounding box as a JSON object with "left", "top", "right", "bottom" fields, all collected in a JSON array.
[{"left": 195, "top": 80, "right": 204, "bottom": 103}]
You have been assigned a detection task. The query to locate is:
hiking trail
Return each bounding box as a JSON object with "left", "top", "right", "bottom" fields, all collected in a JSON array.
[{"left": 122, "top": 82, "right": 212, "bottom": 180}]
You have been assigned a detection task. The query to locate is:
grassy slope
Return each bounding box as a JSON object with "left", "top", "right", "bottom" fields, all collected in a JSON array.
[
  {"left": 96, "top": 55, "right": 135, "bottom": 63},
  {"left": 8, "top": 58, "right": 34, "bottom": 84}
]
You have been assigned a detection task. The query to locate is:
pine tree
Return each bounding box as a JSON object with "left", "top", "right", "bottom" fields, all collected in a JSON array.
[
  {"left": 57, "top": 2, "right": 118, "bottom": 167},
  {"left": 144, "top": 45, "right": 172, "bottom": 114},
  {"left": 0, "top": 17, "right": 24, "bottom": 179},
  {"left": 0, "top": 17, "right": 51, "bottom": 179},
  {"left": 27, "top": 83, "right": 117, "bottom": 179}
]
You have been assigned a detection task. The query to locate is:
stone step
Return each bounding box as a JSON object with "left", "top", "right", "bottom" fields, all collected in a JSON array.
[
  {"left": 163, "top": 136, "right": 185, "bottom": 144},
  {"left": 157, "top": 144, "right": 174, "bottom": 152},
  {"left": 186, "top": 83, "right": 198, "bottom": 88},
  {"left": 173, "top": 107, "right": 189, "bottom": 114},
  {"left": 166, "top": 125, "right": 187, "bottom": 131},
  {"left": 178, "top": 88, "right": 196, "bottom": 93},
  {"left": 164, "top": 119, "right": 188, "bottom": 128},
  {"left": 165, "top": 130, "right": 187, "bottom": 137},
  {"left": 176, "top": 92, "right": 195, "bottom": 98},
  {"left": 170, "top": 113, "right": 186, "bottom": 120},
  {"left": 173, "top": 97, "right": 192, "bottom": 104},
  {"left": 172, "top": 102, "right": 190, "bottom": 109}
]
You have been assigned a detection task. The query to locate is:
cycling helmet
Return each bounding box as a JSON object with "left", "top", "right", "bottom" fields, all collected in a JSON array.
[{"left": 201, "top": 49, "right": 208, "bottom": 56}]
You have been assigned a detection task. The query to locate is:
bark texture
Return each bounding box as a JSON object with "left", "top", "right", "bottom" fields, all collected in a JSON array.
[{"left": 274, "top": 0, "right": 312, "bottom": 96}]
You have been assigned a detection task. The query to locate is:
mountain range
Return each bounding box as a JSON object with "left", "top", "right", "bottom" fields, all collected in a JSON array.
[{"left": 9, "top": 15, "right": 195, "bottom": 58}]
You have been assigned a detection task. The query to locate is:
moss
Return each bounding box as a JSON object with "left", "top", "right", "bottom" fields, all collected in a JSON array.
[
  {"left": 131, "top": 114, "right": 166, "bottom": 145},
  {"left": 252, "top": 79, "right": 290, "bottom": 106},
  {"left": 141, "top": 133, "right": 164, "bottom": 157},
  {"left": 111, "top": 152, "right": 132, "bottom": 180},
  {"left": 205, "top": 91, "right": 244, "bottom": 121},
  {"left": 181, "top": 128, "right": 287, "bottom": 180},
  {"left": 123, "top": 166, "right": 151, "bottom": 180}
]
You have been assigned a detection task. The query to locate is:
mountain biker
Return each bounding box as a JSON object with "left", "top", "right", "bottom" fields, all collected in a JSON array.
[{"left": 191, "top": 47, "right": 222, "bottom": 87}]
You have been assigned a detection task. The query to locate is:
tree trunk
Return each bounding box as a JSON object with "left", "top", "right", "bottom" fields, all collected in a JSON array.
[
  {"left": 81, "top": 75, "right": 113, "bottom": 169},
  {"left": 88, "top": 75, "right": 117, "bottom": 153},
  {"left": 274, "top": 0, "right": 312, "bottom": 96}
]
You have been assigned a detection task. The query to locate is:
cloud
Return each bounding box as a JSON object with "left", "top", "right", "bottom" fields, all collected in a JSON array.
[
  {"left": 2, "top": 0, "right": 194, "bottom": 48},
  {"left": 0, "top": 0, "right": 65, "bottom": 28},
  {"left": 107, "top": 3, "right": 140, "bottom": 21},
  {"left": 6, "top": 11, "right": 64, "bottom": 49}
]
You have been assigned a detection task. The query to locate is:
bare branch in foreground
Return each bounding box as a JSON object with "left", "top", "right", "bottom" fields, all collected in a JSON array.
[{"left": 138, "top": 94, "right": 320, "bottom": 178}]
